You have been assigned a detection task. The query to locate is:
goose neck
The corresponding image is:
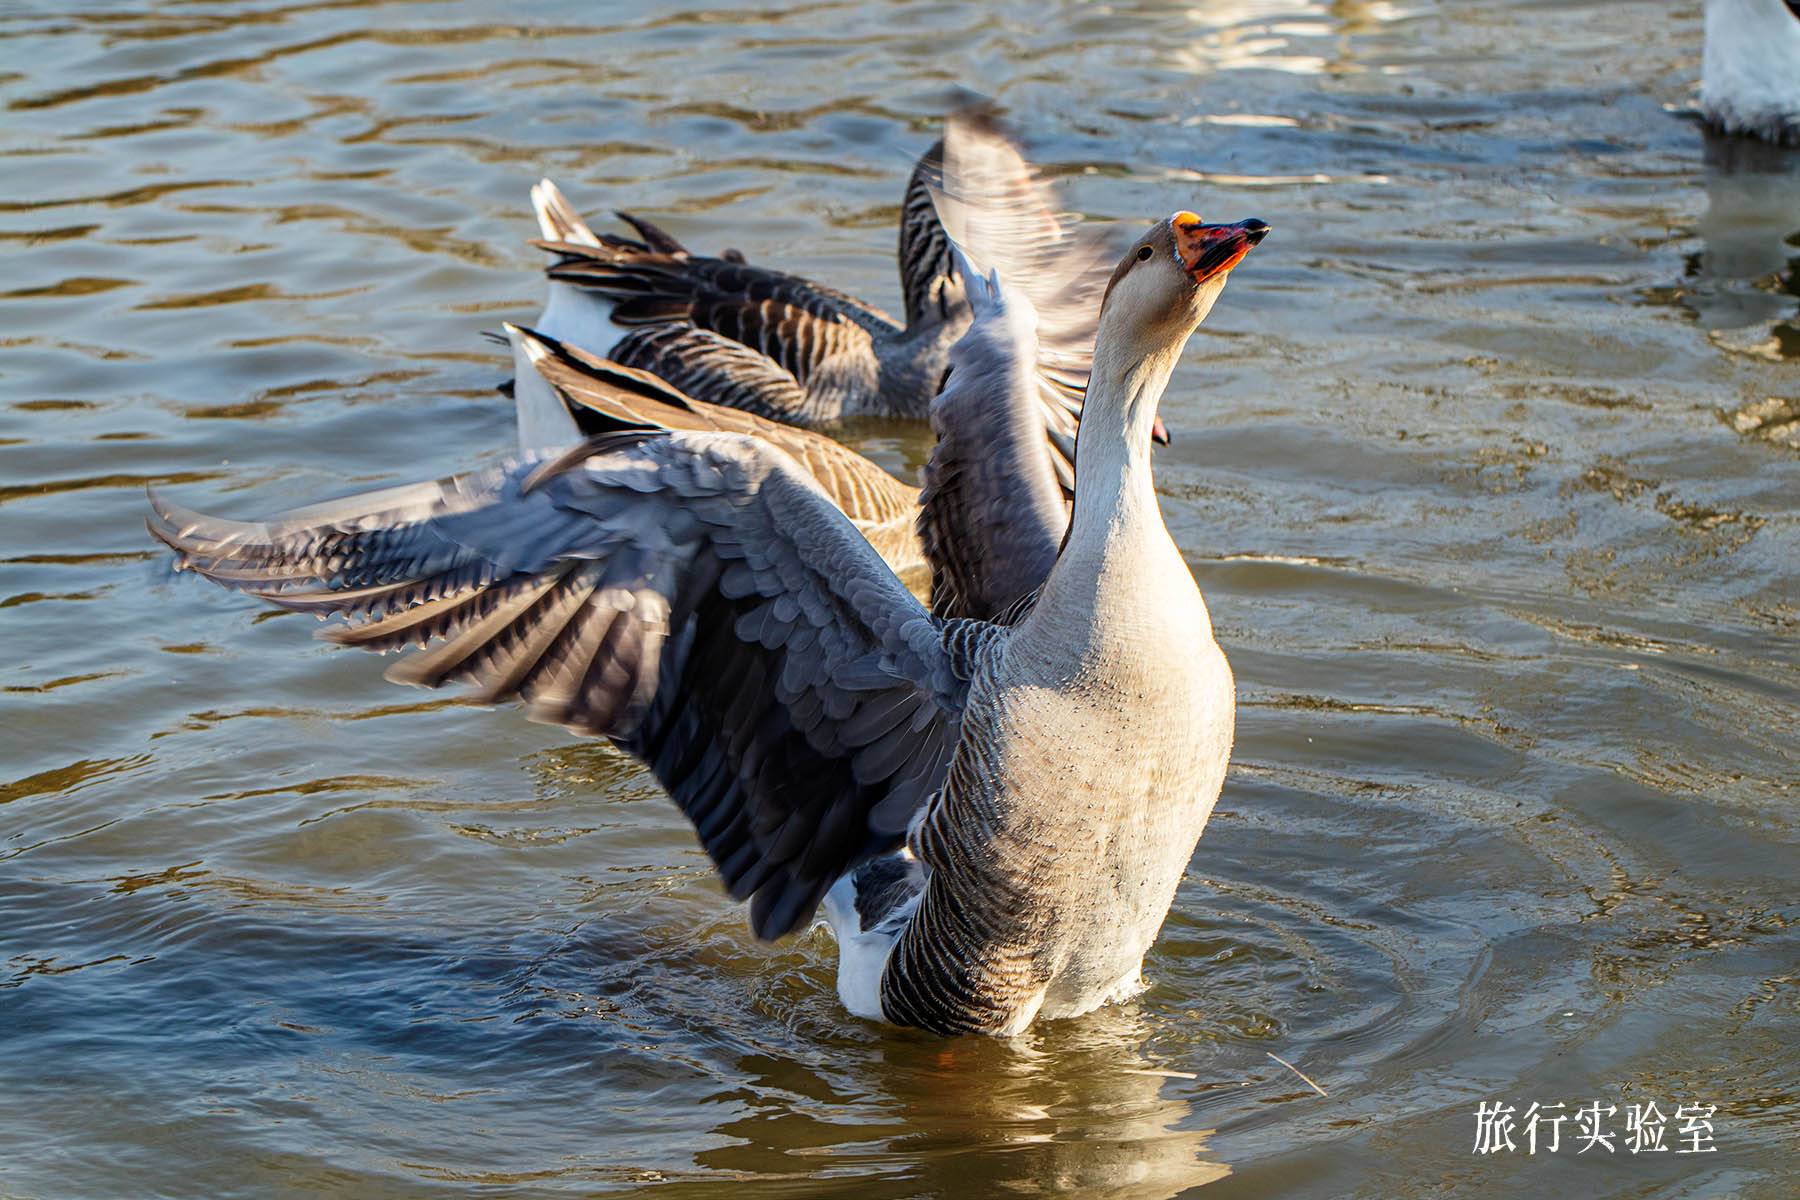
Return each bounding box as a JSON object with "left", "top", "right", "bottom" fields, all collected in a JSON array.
[{"left": 1064, "top": 335, "right": 1182, "bottom": 553}]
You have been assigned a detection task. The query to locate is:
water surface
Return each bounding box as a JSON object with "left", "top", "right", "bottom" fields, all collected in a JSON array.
[{"left": 2, "top": 1, "right": 1796, "bottom": 1196}]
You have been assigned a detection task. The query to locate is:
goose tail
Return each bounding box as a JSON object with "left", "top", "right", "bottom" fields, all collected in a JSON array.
[
  {"left": 530, "top": 178, "right": 601, "bottom": 247},
  {"left": 504, "top": 322, "right": 584, "bottom": 453}
]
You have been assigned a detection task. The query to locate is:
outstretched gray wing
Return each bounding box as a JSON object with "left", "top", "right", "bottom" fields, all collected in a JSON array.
[
  {"left": 149, "top": 431, "right": 978, "bottom": 938},
  {"left": 918, "top": 265, "right": 1069, "bottom": 622}
]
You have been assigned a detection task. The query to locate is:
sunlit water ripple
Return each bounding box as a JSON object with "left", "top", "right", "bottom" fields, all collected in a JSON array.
[{"left": 2, "top": 2, "right": 1795, "bottom": 1197}]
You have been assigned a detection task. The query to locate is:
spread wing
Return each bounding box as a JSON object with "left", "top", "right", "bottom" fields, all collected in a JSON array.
[
  {"left": 931, "top": 109, "right": 1145, "bottom": 468},
  {"left": 918, "top": 265, "right": 1068, "bottom": 622},
  {"left": 515, "top": 324, "right": 917, "bottom": 538},
  {"left": 606, "top": 322, "right": 816, "bottom": 425},
  {"left": 932, "top": 110, "right": 1120, "bottom": 385},
  {"left": 531, "top": 181, "right": 897, "bottom": 397},
  {"left": 149, "top": 432, "right": 979, "bottom": 938},
  {"left": 542, "top": 241, "right": 889, "bottom": 389},
  {"left": 896, "top": 136, "right": 960, "bottom": 331},
  {"left": 531, "top": 177, "right": 900, "bottom": 334}
]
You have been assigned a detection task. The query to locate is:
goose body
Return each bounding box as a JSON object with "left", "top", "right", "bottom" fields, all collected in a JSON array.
[
  {"left": 867, "top": 461, "right": 1233, "bottom": 1031},
  {"left": 1702, "top": 0, "right": 1800, "bottom": 145},
  {"left": 150, "top": 211, "right": 1267, "bottom": 1036}
]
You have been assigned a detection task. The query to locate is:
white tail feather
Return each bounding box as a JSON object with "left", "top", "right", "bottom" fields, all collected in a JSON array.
[{"left": 506, "top": 323, "right": 583, "bottom": 454}]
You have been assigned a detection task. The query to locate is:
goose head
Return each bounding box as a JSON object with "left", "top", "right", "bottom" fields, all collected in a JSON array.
[{"left": 1096, "top": 212, "right": 1270, "bottom": 367}]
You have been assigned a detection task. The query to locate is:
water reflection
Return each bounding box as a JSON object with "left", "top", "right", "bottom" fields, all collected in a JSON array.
[
  {"left": 859, "top": 1012, "right": 1230, "bottom": 1198},
  {"left": 1157, "top": 0, "right": 1406, "bottom": 78},
  {"left": 1686, "top": 131, "right": 1800, "bottom": 360},
  {"left": 703, "top": 1007, "right": 1233, "bottom": 1198}
]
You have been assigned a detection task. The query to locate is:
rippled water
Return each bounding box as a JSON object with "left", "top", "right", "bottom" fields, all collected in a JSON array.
[{"left": 3, "top": 2, "right": 1796, "bottom": 1196}]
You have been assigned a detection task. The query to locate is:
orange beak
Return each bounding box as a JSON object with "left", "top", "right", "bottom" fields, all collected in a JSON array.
[{"left": 1173, "top": 213, "right": 1271, "bottom": 283}]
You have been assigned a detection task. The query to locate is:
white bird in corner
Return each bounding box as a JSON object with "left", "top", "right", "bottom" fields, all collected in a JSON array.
[
  {"left": 149, "top": 211, "right": 1268, "bottom": 1037},
  {"left": 1701, "top": 0, "right": 1800, "bottom": 145}
]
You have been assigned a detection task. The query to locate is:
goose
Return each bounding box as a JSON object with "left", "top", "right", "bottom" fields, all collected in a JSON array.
[
  {"left": 527, "top": 111, "right": 1163, "bottom": 481},
  {"left": 1701, "top": 0, "right": 1800, "bottom": 145},
  {"left": 148, "top": 210, "right": 1269, "bottom": 1036}
]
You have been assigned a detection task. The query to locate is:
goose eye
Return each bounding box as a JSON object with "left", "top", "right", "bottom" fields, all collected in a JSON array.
[{"left": 1135, "top": 245, "right": 1154, "bottom": 262}]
